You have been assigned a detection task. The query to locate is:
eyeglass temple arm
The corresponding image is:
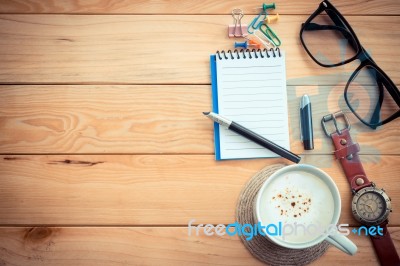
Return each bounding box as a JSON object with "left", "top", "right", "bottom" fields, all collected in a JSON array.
[
  {"left": 302, "top": 8, "right": 359, "bottom": 53},
  {"left": 302, "top": 23, "right": 358, "bottom": 51},
  {"left": 325, "top": 10, "right": 379, "bottom": 66},
  {"left": 302, "top": 23, "right": 350, "bottom": 36},
  {"left": 326, "top": 9, "right": 380, "bottom": 64},
  {"left": 325, "top": 9, "right": 359, "bottom": 49}
]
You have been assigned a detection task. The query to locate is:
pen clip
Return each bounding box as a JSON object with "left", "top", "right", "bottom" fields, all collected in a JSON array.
[{"left": 300, "top": 106, "right": 303, "bottom": 142}]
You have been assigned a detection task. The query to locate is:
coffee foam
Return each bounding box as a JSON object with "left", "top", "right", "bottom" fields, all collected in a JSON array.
[{"left": 258, "top": 170, "right": 335, "bottom": 244}]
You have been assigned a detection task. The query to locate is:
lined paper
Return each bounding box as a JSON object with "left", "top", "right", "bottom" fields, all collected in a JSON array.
[{"left": 215, "top": 51, "right": 290, "bottom": 159}]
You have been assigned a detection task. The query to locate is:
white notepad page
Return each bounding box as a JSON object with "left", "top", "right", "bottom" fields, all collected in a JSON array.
[{"left": 216, "top": 51, "right": 290, "bottom": 159}]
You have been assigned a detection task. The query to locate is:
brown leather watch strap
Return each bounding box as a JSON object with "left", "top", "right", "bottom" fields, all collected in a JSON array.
[
  {"left": 330, "top": 128, "right": 372, "bottom": 192},
  {"left": 328, "top": 125, "right": 399, "bottom": 265},
  {"left": 370, "top": 222, "right": 400, "bottom": 266}
]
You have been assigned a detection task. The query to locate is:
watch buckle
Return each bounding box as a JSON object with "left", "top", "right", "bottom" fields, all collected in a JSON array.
[{"left": 321, "top": 111, "right": 351, "bottom": 137}]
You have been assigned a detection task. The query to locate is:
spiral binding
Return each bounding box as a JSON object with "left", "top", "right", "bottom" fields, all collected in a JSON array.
[{"left": 216, "top": 48, "right": 281, "bottom": 60}]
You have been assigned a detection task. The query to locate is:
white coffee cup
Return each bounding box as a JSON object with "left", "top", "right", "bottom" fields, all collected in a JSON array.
[{"left": 255, "top": 164, "right": 357, "bottom": 255}]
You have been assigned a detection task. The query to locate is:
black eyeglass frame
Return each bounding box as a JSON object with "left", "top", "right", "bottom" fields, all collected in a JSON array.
[{"left": 299, "top": 0, "right": 400, "bottom": 129}]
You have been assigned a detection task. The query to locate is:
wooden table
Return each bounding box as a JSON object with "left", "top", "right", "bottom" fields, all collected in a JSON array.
[{"left": 0, "top": 0, "right": 399, "bottom": 265}]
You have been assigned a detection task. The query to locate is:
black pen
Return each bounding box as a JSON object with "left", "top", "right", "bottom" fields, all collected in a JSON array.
[
  {"left": 300, "top": 94, "right": 314, "bottom": 150},
  {"left": 203, "top": 111, "right": 301, "bottom": 164}
]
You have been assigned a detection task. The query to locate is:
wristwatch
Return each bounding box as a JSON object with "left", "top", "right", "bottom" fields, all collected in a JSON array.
[{"left": 322, "top": 112, "right": 399, "bottom": 266}]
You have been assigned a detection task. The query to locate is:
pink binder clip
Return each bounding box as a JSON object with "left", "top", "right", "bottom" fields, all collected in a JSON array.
[{"left": 228, "top": 9, "right": 248, "bottom": 38}]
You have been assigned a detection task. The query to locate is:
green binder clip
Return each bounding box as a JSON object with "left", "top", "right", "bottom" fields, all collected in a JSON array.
[{"left": 259, "top": 23, "right": 281, "bottom": 47}]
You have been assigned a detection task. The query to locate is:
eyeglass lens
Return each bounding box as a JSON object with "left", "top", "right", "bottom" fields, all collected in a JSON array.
[
  {"left": 301, "top": 3, "right": 400, "bottom": 128},
  {"left": 346, "top": 65, "right": 399, "bottom": 126},
  {"left": 301, "top": 9, "right": 359, "bottom": 66}
]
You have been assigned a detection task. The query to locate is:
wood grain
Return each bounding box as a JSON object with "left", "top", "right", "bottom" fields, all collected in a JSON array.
[
  {"left": 0, "top": 0, "right": 399, "bottom": 15},
  {"left": 0, "top": 15, "right": 399, "bottom": 84},
  {"left": 0, "top": 85, "right": 399, "bottom": 154},
  {"left": 0, "top": 0, "right": 398, "bottom": 265},
  {"left": 0, "top": 226, "right": 398, "bottom": 265},
  {"left": 0, "top": 155, "right": 398, "bottom": 226}
]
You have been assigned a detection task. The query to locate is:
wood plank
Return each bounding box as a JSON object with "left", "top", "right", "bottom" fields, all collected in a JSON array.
[
  {"left": 0, "top": 0, "right": 399, "bottom": 15},
  {"left": 0, "top": 85, "right": 210, "bottom": 154},
  {"left": 0, "top": 155, "right": 398, "bottom": 226},
  {"left": 0, "top": 226, "right": 398, "bottom": 265},
  {"left": 0, "top": 85, "right": 398, "bottom": 154},
  {"left": 0, "top": 15, "right": 399, "bottom": 84}
]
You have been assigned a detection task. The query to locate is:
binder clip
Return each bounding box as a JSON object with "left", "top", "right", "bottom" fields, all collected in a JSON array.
[{"left": 228, "top": 9, "right": 248, "bottom": 38}]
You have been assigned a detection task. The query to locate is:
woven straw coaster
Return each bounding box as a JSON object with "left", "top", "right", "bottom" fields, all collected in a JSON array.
[{"left": 236, "top": 164, "right": 330, "bottom": 266}]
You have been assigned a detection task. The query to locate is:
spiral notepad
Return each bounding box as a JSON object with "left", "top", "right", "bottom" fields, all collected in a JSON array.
[{"left": 210, "top": 48, "right": 290, "bottom": 160}]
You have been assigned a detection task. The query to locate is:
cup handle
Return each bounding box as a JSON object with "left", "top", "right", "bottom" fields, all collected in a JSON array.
[{"left": 326, "top": 232, "right": 357, "bottom": 255}]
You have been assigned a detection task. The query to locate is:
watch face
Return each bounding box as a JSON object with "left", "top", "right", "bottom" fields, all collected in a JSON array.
[
  {"left": 352, "top": 186, "right": 391, "bottom": 226},
  {"left": 356, "top": 192, "right": 385, "bottom": 220}
]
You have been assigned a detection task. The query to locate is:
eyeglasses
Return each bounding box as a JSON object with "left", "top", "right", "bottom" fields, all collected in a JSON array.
[{"left": 300, "top": 0, "right": 400, "bottom": 129}]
